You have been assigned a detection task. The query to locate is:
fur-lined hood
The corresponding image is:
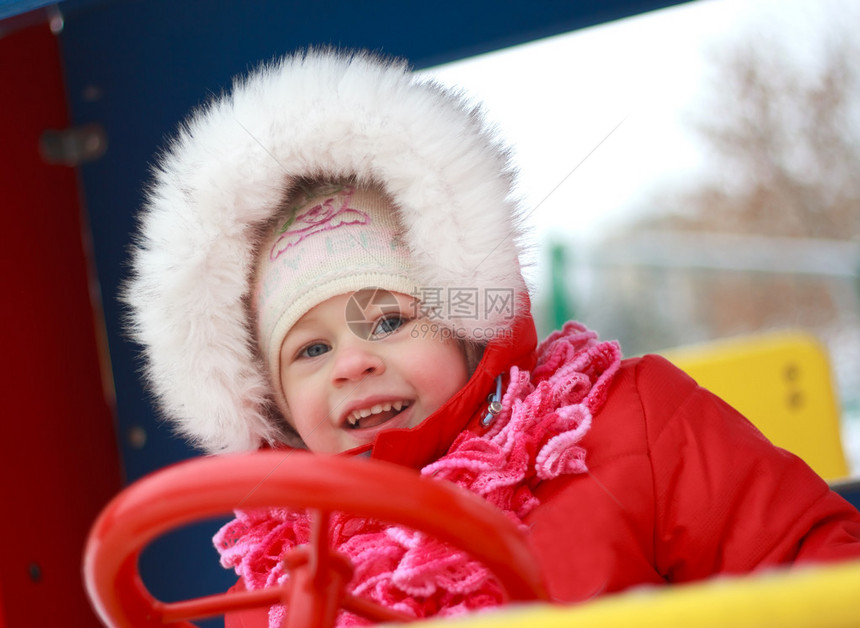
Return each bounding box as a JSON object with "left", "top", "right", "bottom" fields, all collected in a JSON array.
[{"left": 124, "top": 49, "right": 530, "bottom": 453}]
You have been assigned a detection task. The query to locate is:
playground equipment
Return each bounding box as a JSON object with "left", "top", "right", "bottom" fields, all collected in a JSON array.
[{"left": 83, "top": 453, "right": 548, "bottom": 628}]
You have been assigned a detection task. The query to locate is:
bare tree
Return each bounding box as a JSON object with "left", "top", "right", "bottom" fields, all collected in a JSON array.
[{"left": 674, "top": 13, "right": 860, "bottom": 240}]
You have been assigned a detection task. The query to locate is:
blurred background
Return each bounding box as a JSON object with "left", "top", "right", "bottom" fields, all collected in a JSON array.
[{"left": 1, "top": 0, "right": 857, "bottom": 625}]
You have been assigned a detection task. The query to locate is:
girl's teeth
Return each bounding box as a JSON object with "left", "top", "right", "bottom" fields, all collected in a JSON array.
[{"left": 346, "top": 401, "right": 410, "bottom": 428}]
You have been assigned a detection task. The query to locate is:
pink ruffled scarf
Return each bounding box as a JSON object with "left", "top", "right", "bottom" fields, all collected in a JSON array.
[{"left": 214, "top": 322, "right": 621, "bottom": 626}]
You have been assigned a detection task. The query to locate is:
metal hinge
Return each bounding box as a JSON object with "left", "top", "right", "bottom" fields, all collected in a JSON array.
[{"left": 39, "top": 123, "right": 107, "bottom": 166}]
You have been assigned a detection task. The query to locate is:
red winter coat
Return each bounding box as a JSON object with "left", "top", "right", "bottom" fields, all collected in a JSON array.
[
  {"left": 224, "top": 314, "right": 860, "bottom": 624},
  {"left": 528, "top": 353, "right": 860, "bottom": 601}
]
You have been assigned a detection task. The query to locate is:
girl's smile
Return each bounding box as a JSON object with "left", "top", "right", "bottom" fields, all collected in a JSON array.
[{"left": 341, "top": 397, "right": 412, "bottom": 429}]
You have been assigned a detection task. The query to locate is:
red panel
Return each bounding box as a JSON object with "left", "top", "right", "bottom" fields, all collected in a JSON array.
[{"left": 0, "top": 20, "right": 122, "bottom": 626}]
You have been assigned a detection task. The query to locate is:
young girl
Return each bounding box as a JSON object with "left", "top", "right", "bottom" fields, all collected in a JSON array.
[{"left": 125, "top": 49, "right": 860, "bottom": 626}]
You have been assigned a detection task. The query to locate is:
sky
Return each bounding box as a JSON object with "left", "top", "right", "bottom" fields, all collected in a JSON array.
[{"left": 419, "top": 0, "right": 851, "bottom": 258}]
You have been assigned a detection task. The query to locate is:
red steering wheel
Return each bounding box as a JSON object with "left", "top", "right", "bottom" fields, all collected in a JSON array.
[{"left": 84, "top": 452, "right": 548, "bottom": 627}]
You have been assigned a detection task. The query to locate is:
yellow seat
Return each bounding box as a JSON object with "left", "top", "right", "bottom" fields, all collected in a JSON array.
[
  {"left": 406, "top": 559, "right": 860, "bottom": 628},
  {"left": 659, "top": 330, "right": 850, "bottom": 481}
]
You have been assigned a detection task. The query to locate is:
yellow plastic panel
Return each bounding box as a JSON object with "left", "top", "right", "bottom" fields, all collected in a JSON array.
[
  {"left": 406, "top": 560, "right": 860, "bottom": 628},
  {"left": 659, "top": 331, "right": 849, "bottom": 481}
]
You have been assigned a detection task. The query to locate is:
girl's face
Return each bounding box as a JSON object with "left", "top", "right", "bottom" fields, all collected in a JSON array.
[{"left": 277, "top": 289, "right": 470, "bottom": 453}]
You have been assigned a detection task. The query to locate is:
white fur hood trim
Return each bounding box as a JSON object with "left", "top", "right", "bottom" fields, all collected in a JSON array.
[{"left": 124, "top": 49, "right": 529, "bottom": 453}]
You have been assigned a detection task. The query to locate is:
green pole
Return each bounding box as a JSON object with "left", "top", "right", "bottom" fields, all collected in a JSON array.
[{"left": 550, "top": 241, "right": 574, "bottom": 330}]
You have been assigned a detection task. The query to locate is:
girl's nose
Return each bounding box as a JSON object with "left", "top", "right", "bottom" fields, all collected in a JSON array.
[{"left": 331, "top": 342, "right": 386, "bottom": 384}]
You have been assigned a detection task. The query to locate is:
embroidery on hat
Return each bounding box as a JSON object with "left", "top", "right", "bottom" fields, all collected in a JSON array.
[{"left": 270, "top": 187, "right": 369, "bottom": 260}]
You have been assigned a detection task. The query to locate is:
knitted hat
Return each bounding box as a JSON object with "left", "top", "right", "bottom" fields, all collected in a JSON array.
[
  {"left": 254, "top": 182, "right": 415, "bottom": 408},
  {"left": 124, "top": 49, "right": 530, "bottom": 453}
]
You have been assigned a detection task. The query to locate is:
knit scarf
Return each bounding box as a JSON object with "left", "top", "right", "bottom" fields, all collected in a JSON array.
[{"left": 213, "top": 322, "right": 621, "bottom": 626}]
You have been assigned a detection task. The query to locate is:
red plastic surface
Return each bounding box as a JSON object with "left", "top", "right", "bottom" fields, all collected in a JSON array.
[
  {"left": 83, "top": 452, "right": 548, "bottom": 627},
  {"left": 0, "top": 20, "right": 122, "bottom": 628}
]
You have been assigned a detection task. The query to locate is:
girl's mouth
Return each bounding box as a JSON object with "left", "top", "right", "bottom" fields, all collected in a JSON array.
[{"left": 345, "top": 400, "right": 411, "bottom": 430}]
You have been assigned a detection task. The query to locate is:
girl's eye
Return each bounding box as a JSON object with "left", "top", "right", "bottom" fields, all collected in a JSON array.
[
  {"left": 299, "top": 342, "right": 330, "bottom": 359},
  {"left": 371, "top": 314, "right": 407, "bottom": 339}
]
